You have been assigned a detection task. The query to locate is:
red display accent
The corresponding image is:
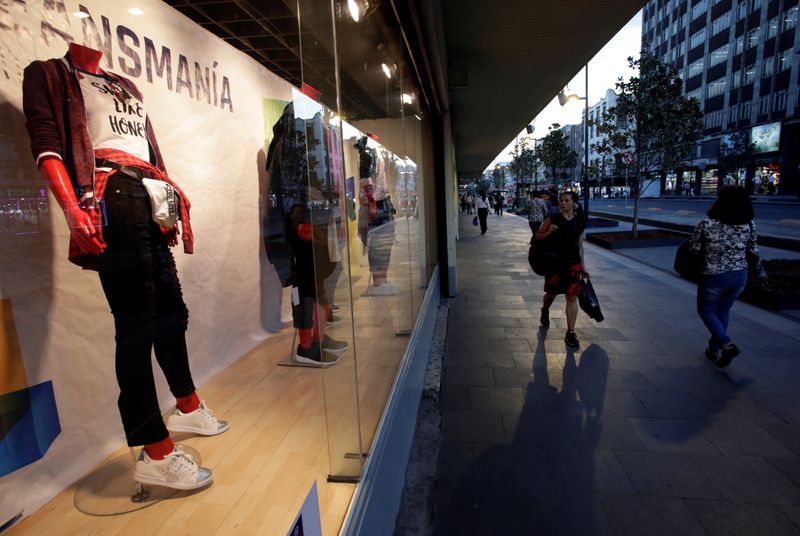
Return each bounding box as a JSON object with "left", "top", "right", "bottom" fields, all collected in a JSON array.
[
  {"left": 300, "top": 83, "right": 321, "bottom": 102},
  {"left": 367, "top": 133, "right": 380, "bottom": 142},
  {"left": 298, "top": 223, "right": 313, "bottom": 241},
  {"left": 68, "top": 43, "right": 103, "bottom": 74}
]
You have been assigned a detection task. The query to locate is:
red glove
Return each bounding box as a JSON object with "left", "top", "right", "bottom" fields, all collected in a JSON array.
[
  {"left": 298, "top": 223, "right": 313, "bottom": 241},
  {"left": 39, "top": 158, "right": 105, "bottom": 255}
]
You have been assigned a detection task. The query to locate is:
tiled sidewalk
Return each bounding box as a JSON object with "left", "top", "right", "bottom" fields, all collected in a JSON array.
[{"left": 431, "top": 212, "right": 800, "bottom": 535}]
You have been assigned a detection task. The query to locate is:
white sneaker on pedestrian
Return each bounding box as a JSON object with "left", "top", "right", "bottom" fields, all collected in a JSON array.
[
  {"left": 166, "top": 402, "right": 229, "bottom": 436},
  {"left": 134, "top": 446, "right": 213, "bottom": 491}
]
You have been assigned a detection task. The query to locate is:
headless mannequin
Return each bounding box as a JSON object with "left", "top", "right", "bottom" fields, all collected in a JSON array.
[{"left": 36, "top": 43, "right": 203, "bottom": 459}]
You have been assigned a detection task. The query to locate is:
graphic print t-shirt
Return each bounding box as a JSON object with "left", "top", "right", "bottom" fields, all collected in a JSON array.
[{"left": 77, "top": 71, "right": 150, "bottom": 161}]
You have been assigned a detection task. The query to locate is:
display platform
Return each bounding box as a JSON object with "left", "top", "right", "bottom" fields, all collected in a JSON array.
[{"left": 73, "top": 445, "right": 201, "bottom": 516}]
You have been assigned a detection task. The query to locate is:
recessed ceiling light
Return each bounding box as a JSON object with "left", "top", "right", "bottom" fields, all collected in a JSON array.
[
  {"left": 381, "top": 63, "right": 392, "bottom": 79},
  {"left": 128, "top": 7, "right": 144, "bottom": 16},
  {"left": 402, "top": 93, "right": 414, "bottom": 104},
  {"left": 73, "top": 11, "right": 90, "bottom": 18}
]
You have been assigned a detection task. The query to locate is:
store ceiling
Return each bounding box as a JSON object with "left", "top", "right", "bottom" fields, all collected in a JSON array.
[{"left": 164, "top": 0, "right": 646, "bottom": 175}]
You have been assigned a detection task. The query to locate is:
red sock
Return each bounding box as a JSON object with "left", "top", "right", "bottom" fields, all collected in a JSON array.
[
  {"left": 176, "top": 391, "right": 200, "bottom": 413},
  {"left": 299, "top": 327, "right": 313, "bottom": 349},
  {"left": 144, "top": 436, "right": 174, "bottom": 460}
]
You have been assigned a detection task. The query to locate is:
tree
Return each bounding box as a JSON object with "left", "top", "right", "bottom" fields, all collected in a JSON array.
[
  {"left": 537, "top": 123, "right": 577, "bottom": 190},
  {"left": 594, "top": 54, "right": 703, "bottom": 237},
  {"left": 717, "top": 131, "right": 755, "bottom": 190},
  {"left": 491, "top": 164, "right": 507, "bottom": 190},
  {"left": 509, "top": 137, "right": 538, "bottom": 185}
]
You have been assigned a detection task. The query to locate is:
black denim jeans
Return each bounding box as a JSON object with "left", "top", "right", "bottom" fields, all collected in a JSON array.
[{"left": 98, "top": 174, "right": 195, "bottom": 446}]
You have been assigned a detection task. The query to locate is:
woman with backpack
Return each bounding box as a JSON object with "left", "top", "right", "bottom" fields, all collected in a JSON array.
[{"left": 535, "top": 191, "right": 587, "bottom": 348}]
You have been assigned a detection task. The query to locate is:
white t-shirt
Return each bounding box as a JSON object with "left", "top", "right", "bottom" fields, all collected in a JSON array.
[{"left": 78, "top": 71, "right": 150, "bottom": 161}]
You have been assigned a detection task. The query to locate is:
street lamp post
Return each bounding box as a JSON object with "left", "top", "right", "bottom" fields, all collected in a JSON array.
[{"left": 558, "top": 64, "right": 590, "bottom": 218}]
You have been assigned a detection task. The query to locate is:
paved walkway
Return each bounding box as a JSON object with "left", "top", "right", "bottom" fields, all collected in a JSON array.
[{"left": 431, "top": 211, "right": 800, "bottom": 535}]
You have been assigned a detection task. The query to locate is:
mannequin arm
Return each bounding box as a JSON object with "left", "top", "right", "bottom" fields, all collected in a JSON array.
[{"left": 39, "top": 157, "right": 105, "bottom": 254}]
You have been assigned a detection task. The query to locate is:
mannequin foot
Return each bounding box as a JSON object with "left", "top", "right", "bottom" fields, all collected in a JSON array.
[
  {"left": 295, "top": 344, "right": 341, "bottom": 367},
  {"left": 167, "top": 402, "right": 229, "bottom": 436},
  {"left": 134, "top": 445, "right": 213, "bottom": 490}
]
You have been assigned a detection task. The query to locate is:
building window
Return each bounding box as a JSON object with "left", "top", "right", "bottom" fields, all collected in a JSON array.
[
  {"left": 712, "top": 12, "right": 732, "bottom": 36},
  {"left": 678, "top": 41, "right": 686, "bottom": 57},
  {"left": 737, "top": 0, "right": 746, "bottom": 19},
  {"left": 767, "top": 17, "right": 779, "bottom": 39},
  {"left": 778, "top": 49, "right": 791, "bottom": 72},
  {"left": 784, "top": 6, "right": 798, "bottom": 31},
  {"left": 687, "top": 88, "right": 702, "bottom": 102},
  {"left": 741, "top": 100, "right": 751, "bottom": 118},
  {"left": 688, "top": 58, "right": 705, "bottom": 77},
  {"left": 775, "top": 89, "right": 787, "bottom": 111},
  {"left": 758, "top": 95, "right": 770, "bottom": 115},
  {"left": 708, "top": 79, "right": 728, "bottom": 98},
  {"left": 732, "top": 69, "right": 741, "bottom": 88},
  {"left": 744, "top": 64, "right": 756, "bottom": 84},
  {"left": 692, "top": 0, "right": 708, "bottom": 21},
  {"left": 734, "top": 35, "right": 744, "bottom": 54},
  {"left": 728, "top": 103, "right": 738, "bottom": 122},
  {"left": 762, "top": 56, "right": 774, "bottom": 77},
  {"left": 747, "top": 27, "right": 760, "bottom": 49},
  {"left": 710, "top": 44, "right": 730, "bottom": 67},
  {"left": 705, "top": 109, "right": 723, "bottom": 127},
  {"left": 748, "top": 0, "right": 761, "bottom": 13},
  {"left": 690, "top": 28, "right": 707, "bottom": 49}
]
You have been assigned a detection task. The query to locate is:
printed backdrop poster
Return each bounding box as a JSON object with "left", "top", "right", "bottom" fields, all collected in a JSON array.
[{"left": 0, "top": 0, "right": 296, "bottom": 521}]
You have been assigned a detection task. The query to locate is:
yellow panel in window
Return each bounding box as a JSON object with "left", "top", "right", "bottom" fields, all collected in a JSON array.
[{"left": 0, "top": 299, "right": 28, "bottom": 395}]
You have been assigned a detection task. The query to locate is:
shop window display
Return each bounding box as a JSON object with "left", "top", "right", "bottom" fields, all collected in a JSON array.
[{"left": 1, "top": 0, "right": 430, "bottom": 531}]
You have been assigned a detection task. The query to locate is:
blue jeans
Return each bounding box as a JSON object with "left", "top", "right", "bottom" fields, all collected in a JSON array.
[{"left": 696, "top": 270, "right": 747, "bottom": 352}]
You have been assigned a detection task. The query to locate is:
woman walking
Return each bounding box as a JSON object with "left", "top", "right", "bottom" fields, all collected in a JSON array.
[
  {"left": 475, "top": 191, "right": 491, "bottom": 235},
  {"left": 689, "top": 186, "right": 757, "bottom": 368},
  {"left": 536, "top": 191, "right": 587, "bottom": 347},
  {"left": 528, "top": 190, "right": 548, "bottom": 235}
]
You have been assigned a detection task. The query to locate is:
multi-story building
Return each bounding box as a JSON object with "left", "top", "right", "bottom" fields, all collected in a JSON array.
[
  {"left": 583, "top": 89, "right": 620, "bottom": 183},
  {"left": 560, "top": 123, "right": 584, "bottom": 184},
  {"left": 642, "top": 0, "right": 799, "bottom": 195}
]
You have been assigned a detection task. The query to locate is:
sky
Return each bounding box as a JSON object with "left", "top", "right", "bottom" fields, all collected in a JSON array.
[{"left": 488, "top": 10, "right": 643, "bottom": 169}]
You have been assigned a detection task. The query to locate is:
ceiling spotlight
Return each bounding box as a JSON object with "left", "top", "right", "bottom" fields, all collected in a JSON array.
[
  {"left": 128, "top": 7, "right": 144, "bottom": 16},
  {"left": 402, "top": 93, "right": 414, "bottom": 104},
  {"left": 381, "top": 63, "right": 392, "bottom": 79},
  {"left": 73, "top": 11, "right": 90, "bottom": 18},
  {"left": 414, "top": 113, "right": 423, "bottom": 121},
  {"left": 347, "top": 0, "right": 368, "bottom": 22}
]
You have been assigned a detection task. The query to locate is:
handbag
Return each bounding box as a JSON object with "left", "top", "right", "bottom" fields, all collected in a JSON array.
[
  {"left": 472, "top": 216, "right": 478, "bottom": 226},
  {"left": 530, "top": 236, "right": 559, "bottom": 276},
  {"left": 746, "top": 250, "right": 767, "bottom": 281},
  {"left": 578, "top": 278, "right": 604, "bottom": 322},
  {"left": 141, "top": 178, "right": 180, "bottom": 228},
  {"left": 674, "top": 238, "right": 702, "bottom": 280}
]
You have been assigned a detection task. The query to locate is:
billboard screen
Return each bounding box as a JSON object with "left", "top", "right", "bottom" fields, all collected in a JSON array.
[{"left": 751, "top": 122, "right": 781, "bottom": 153}]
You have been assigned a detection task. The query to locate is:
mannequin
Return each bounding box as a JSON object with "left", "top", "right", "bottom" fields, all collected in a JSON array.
[
  {"left": 22, "top": 43, "right": 227, "bottom": 491},
  {"left": 264, "top": 102, "right": 348, "bottom": 366},
  {"left": 355, "top": 137, "right": 396, "bottom": 296}
]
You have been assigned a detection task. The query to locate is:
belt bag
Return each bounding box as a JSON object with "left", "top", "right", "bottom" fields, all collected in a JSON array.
[{"left": 141, "top": 178, "right": 180, "bottom": 228}]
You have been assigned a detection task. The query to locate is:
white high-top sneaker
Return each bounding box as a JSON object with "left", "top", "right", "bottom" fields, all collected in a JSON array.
[{"left": 133, "top": 446, "right": 213, "bottom": 490}]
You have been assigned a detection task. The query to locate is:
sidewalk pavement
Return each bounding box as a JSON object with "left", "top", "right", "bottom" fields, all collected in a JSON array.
[{"left": 431, "top": 211, "right": 800, "bottom": 535}]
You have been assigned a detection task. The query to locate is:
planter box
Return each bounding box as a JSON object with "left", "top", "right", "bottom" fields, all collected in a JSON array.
[
  {"left": 586, "top": 217, "right": 619, "bottom": 229},
  {"left": 740, "top": 286, "right": 800, "bottom": 310},
  {"left": 586, "top": 229, "right": 687, "bottom": 250}
]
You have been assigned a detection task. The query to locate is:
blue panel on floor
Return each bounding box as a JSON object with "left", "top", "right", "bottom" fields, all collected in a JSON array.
[{"left": 0, "top": 381, "right": 60, "bottom": 477}]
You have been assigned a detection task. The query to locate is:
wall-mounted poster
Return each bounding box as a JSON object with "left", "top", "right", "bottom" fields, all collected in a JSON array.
[{"left": 751, "top": 122, "right": 781, "bottom": 153}]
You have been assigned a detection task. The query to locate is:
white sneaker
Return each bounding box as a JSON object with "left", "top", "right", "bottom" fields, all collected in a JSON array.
[
  {"left": 134, "top": 446, "right": 213, "bottom": 491},
  {"left": 166, "top": 402, "right": 229, "bottom": 436},
  {"left": 368, "top": 282, "right": 397, "bottom": 296}
]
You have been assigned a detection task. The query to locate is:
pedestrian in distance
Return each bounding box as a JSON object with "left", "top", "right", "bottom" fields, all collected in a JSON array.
[
  {"left": 465, "top": 193, "right": 473, "bottom": 214},
  {"left": 528, "top": 190, "right": 548, "bottom": 235},
  {"left": 474, "top": 191, "right": 491, "bottom": 235},
  {"left": 689, "top": 186, "right": 758, "bottom": 368},
  {"left": 536, "top": 191, "right": 587, "bottom": 348}
]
